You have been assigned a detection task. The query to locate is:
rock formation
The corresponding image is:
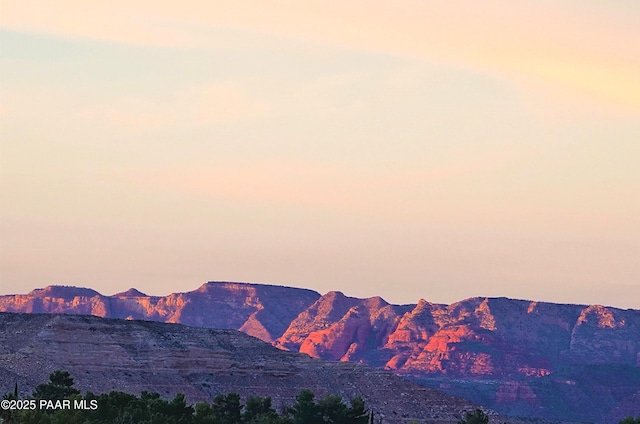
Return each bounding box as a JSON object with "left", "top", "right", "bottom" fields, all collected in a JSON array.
[
  {"left": 1, "top": 282, "right": 639, "bottom": 422},
  {"left": 0, "top": 282, "right": 320, "bottom": 343}
]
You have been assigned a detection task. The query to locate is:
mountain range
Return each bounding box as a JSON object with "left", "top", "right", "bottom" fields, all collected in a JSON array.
[{"left": 1, "top": 281, "right": 639, "bottom": 422}]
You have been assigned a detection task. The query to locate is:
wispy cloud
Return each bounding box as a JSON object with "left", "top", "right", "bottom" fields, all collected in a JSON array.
[
  {"left": 3, "top": 1, "right": 639, "bottom": 113},
  {"left": 2, "top": 81, "right": 268, "bottom": 134}
]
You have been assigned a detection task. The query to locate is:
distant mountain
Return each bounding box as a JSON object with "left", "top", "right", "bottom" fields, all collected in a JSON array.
[
  {"left": 0, "top": 312, "right": 489, "bottom": 424},
  {"left": 1, "top": 282, "right": 639, "bottom": 422},
  {"left": 0, "top": 282, "right": 320, "bottom": 342}
]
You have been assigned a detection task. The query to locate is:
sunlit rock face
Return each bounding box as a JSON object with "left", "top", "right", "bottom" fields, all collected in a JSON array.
[
  {"left": 1, "top": 282, "right": 639, "bottom": 423},
  {"left": 569, "top": 305, "right": 640, "bottom": 364},
  {"left": 0, "top": 282, "right": 320, "bottom": 343},
  {"left": 279, "top": 295, "right": 583, "bottom": 379},
  {"left": 0, "top": 286, "right": 111, "bottom": 317},
  {"left": 274, "top": 292, "right": 410, "bottom": 364}
]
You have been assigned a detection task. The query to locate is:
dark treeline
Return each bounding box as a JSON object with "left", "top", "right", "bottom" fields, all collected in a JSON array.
[
  {"left": 1, "top": 371, "right": 369, "bottom": 424},
  {"left": 2, "top": 371, "right": 638, "bottom": 424}
]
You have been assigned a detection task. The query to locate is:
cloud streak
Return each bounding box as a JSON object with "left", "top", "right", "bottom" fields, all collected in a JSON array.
[{"left": 3, "top": 0, "right": 639, "bottom": 113}]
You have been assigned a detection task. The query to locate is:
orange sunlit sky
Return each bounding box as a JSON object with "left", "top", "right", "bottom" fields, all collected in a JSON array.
[{"left": 1, "top": 1, "right": 639, "bottom": 308}]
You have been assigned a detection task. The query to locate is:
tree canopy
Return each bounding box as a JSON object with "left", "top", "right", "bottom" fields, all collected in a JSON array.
[
  {"left": 1, "top": 371, "right": 371, "bottom": 424},
  {"left": 458, "top": 409, "right": 489, "bottom": 424}
]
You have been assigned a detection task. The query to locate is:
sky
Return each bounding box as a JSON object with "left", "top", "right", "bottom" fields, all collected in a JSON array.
[{"left": 1, "top": 1, "right": 639, "bottom": 308}]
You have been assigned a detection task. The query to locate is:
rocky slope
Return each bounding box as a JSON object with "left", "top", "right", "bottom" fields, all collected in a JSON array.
[
  {"left": 1, "top": 282, "right": 639, "bottom": 422},
  {"left": 0, "top": 312, "right": 487, "bottom": 424}
]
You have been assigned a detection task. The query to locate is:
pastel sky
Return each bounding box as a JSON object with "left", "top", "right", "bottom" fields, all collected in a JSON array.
[{"left": 1, "top": 1, "right": 639, "bottom": 308}]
